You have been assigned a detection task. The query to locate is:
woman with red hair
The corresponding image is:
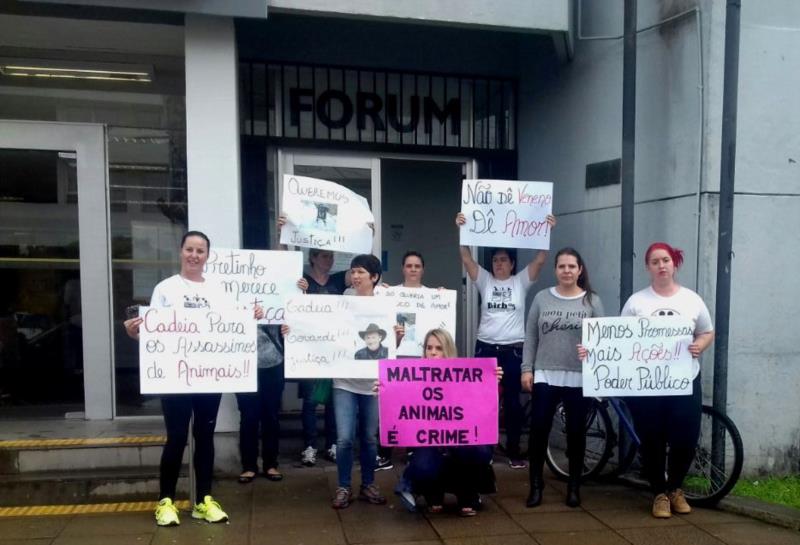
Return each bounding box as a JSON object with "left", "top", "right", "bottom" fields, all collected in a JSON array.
[{"left": 621, "top": 242, "right": 714, "bottom": 519}]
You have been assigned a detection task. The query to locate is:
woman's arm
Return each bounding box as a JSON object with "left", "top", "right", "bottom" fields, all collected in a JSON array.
[
  {"left": 455, "top": 213, "right": 479, "bottom": 282},
  {"left": 689, "top": 331, "right": 715, "bottom": 358},
  {"left": 525, "top": 214, "right": 557, "bottom": 282},
  {"left": 521, "top": 297, "right": 541, "bottom": 392},
  {"left": 276, "top": 213, "right": 289, "bottom": 250}
]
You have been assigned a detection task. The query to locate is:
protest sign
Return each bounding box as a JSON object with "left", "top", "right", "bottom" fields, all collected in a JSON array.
[
  {"left": 379, "top": 358, "right": 498, "bottom": 447},
  {"left": 284, "top": 294, "right": 395, "bottom": 378},
  {"left": 138, "top": 306, "right": 257, "bottom": 394},
  {"left": 280, "top": 175, "right": 374, "bottom": 254},
  {"left": 374, "top": 286, "right": 457, "bottom": 357},
  {"left": 203, "top": 248, "right": 302, "bottom": 325},
  {"left": 582, "top": 316, "right": 695, "bottom": 397},
  {"left": 459, "top": 179, "right": 553, "bottom": 250}
]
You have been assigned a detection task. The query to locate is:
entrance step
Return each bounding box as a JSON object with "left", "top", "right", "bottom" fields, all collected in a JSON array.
[{"left": 0, "top": 468, "right": 189, "bottom": 507}]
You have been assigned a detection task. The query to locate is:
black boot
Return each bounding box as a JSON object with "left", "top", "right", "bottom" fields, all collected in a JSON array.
[
  {"left": 565, "top": 480, "right": 581, "bottom": 508},
  {"left": 526, "top": 478, "right": 544, "bottom": 508}
]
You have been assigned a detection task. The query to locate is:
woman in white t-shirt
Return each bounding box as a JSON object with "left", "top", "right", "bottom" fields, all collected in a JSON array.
[
  {"left": 455, "top": 212, "right": 556, "bottom": 468},
  {"left": 620, "top": 242, "right": 714, "bottom": 519},
  {"left": 124, "top": 231, "right": 263, "bottom": 527}
]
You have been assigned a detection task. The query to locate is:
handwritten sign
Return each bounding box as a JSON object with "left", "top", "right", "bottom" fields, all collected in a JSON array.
[
  {"left": 582, "top": 316, "right": 694, "bottom": 397},
  {"left": 138, "top": 307, "right": 257, "bottom": 394},
  {"left": 459, "top": 179, "right": 553, "bottom": 250},
  {"left": 374, "top": 287, "right": 457, "bottom": 357},
  {"left": 204, "top": 248, "right": 302, "bottom": 325},
  {"left": 280, "top": 175, "right": 375, "bottom": 254},
  {"left": 284, "top": 294, "right": 395, "bottom": 378},
  {"left": 379, "top": 358, "right": 498, "bottom": 447}
]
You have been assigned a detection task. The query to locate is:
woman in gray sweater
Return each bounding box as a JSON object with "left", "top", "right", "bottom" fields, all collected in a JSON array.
[{"left": 521, "top": 248, "right": 604, "bottom": 508}]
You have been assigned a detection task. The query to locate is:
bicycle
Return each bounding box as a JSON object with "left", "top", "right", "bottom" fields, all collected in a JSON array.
[{"left": 543, "top": 397, "right": 743, "bottom": 507}]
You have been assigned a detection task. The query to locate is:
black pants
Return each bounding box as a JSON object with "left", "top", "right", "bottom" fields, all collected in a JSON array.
[
  {"left": 527, "top": 383, "right": 589, "bottom": 482},
  {"left": 475, "top": 340, "right": 524, "bottom": 458},
  {"left": 626, "top": 375, "right": 702, "bottom": 493},
  {"left": 236, "top": 366, "right": 285, "bottom": 472},
  {"left": 160, "top": 393, "right": 221, "bottom": 500}
]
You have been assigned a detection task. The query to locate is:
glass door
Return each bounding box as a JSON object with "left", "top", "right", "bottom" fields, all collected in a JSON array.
[{"left": 0, "top": 121, "right": 113, "bottom": 419}]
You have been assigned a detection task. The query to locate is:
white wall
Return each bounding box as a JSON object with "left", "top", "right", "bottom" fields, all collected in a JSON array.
[
  {"left": 518, "top": 0, "right": 800, "bottom": 474},
  {"left": 267, "top": 0, "right": 569, "bottom": 33},
  {"left": 724, "top": 0, "right": 800, "bottom": 473}
]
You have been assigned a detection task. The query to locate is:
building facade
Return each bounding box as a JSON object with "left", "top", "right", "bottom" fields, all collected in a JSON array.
[{"left": 0, "top": 0, "right": 796, "bottom": 475}]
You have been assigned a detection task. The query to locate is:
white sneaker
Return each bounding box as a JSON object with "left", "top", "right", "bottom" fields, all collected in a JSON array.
[
  {"left": 326, "top": 445, "right": 337, "bottom": 462},
  {"left": 301, "top": 446, "right": 317, "bottom": 466}
]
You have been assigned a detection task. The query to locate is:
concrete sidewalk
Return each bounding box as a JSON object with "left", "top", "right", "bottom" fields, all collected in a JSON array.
[{"left": 2, "top": 462, "right": 799, "bottom": 545}]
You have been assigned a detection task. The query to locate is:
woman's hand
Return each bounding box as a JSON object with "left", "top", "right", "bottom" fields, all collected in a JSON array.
[
  {"left": 577, "top": 344, "right": 588, "bottom": 361},
  {"left": 253, "top": 305, "right": 264, "bottom": 320},
  {"left": 380, "top": 282, "right": 390, "bottom": 288},
  {"left": 521, "top": 371, "right": 533, "bottom": 392},
  {"left": 688, "top": 342, "right": 703, "bottom": 358},
  {"left": 280, "top": 324, "right": 289, "bottom": 337},
  {"left": 394, "top": 324, "right": 405, "bottom": 344},
  {"left": 124, "top": 317, "right": 143, "bottom": 341},
  {"left": 546, "top": 214, "right": 557, "bottom": 229},
  {"left": 277, "top": 213, "right": 287, "bottom": 231},
  {"left": 372, "top": 380, "right": 381, "bottom": 394},
  {"left": 495, "top": 366, "right": 504, "bottom": 383},
  {"left": 455, "top": 212, "right": 466, "bottom": 227},
  {"left": 297, "top": 277, "right": 309, "bottom": 292}
]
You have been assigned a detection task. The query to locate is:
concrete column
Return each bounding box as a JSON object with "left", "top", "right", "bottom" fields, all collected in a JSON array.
[{"left": 185, "top": 14, "right": 241, "bottom": 432}]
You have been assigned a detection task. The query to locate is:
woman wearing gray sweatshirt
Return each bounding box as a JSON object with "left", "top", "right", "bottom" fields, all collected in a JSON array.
[{"left": 521, "top": 248, "right": 604, "bottom": 509}]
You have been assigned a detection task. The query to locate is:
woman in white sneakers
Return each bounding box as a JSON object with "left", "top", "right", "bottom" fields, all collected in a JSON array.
[{"left": 124, "top": 231, "right": 263, "bottom": 527}]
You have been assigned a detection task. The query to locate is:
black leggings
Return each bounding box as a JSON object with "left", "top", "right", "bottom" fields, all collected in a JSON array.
[
  {"left": 527, "top": 383, "right": 589, "bottom": 482},
  {"left": 236, "top": 366, "right": 285, "bottom": 472},
  {"left": 475, "top": 340, "right": 524, "bottom": 458},
  {"left": 626, "top": 375, "right": 702, "bottom": 493},
  {"left": 160, "top": 393, "right": 221, "bottom": 500}
]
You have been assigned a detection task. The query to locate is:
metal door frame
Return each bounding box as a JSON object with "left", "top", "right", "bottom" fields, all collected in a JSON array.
[{"left": 0, "top": 120, "right": 113, "bottom": 419}]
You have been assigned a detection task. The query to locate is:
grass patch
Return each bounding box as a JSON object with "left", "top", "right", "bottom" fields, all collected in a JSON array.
[{"left": 733, "top": 475, "right": 800, "bottom": 510}]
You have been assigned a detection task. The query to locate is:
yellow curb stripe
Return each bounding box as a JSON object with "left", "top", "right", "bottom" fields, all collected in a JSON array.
[
  {"left": 0, "top": 500, "right": 191, "bottom": 517},
  {"left": 0, "top": 436, "right": 166, "bottom": 450}
]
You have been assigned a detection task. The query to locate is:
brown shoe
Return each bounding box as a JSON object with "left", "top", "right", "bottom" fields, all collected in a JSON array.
[
  {"left": 359, "top": 483, "right": 387, "bottom": 505},
  {"left": 669, "top": 489, "right": 692, "bottom": 514},
  {"left": 652, "top": 493, "right": 672, "bottom": 518},
  {"left": 331, "top": 487, "right": 352, "bottom": 509}
]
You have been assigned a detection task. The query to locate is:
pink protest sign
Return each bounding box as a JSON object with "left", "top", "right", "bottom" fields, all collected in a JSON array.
[{"left": 378, "top": 358, "right": 498, "bottom": 447}]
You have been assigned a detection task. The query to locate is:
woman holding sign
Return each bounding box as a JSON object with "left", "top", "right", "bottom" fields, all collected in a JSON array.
[
  {"left": 521, "top": 248, "right": 604, "bottom": 508},
  {"left": 620, "top": 242, "right": 714, "bottom": 519},
  {"left": 123, "top": 231, "right": 264, "bottom": 527},
  {"left": 396, "top": 328, "right": 500, "bottom": 517},
  {"left": 455, "top": 212, "right": 556, "bottom": 468}
]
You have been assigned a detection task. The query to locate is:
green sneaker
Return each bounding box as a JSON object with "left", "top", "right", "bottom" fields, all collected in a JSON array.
[
  {"left": 154, "top": 497, "right": 180, "bottom": 527},
  {"left": 191, "top": 495, "right": 229, "bottom": 523}
]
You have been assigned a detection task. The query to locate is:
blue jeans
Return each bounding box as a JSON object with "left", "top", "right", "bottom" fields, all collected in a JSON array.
[{"left": 333, "top": 388, "right": 378, "bottom": 488}]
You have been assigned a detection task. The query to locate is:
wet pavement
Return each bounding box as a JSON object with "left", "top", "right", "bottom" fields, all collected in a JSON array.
[{"left": 2, "top": 462, "right": 799, "bottom": 545}]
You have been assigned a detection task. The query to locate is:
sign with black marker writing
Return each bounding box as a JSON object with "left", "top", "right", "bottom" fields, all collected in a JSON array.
[
  {"left": 138, "top": 307, "right": 257, "bottom": 394},
  {"left": 284, "top": 294, "right": 395, "bottom": 378},
  {"left": 374, "top": 286, "right": 457, "bottom": 357},
  {"left": 204, "top": 248, "right": 302, "bottom": 325},
  {"left": 581, "top": 316, "right": 694, "bottom": 397},
  {"left": 459, "top": 179, "right": 553, "bottom": 250},
  {"left": 280, "top": 175, "right": 374, "bottom": 254}
]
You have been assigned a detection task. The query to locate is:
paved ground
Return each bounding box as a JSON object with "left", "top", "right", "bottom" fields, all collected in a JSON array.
[{"left": 2, "top": 462, "right": 799, "bottom": 545}]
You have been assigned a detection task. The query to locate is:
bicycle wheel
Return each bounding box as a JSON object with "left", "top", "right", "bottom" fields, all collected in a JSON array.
[
  {"left": 545, "top": 398, "right": 613, "bottom": 482},
  {"left": 682, "top": 405, "right": 743, "bottom": 506}
]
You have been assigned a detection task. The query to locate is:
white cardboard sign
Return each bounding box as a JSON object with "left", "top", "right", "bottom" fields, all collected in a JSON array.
[
  {"left": 284, "top": 294, "right": 396, "bottom": 378},
  {"left": 204, "top": 248, "right": 302, "bottom": 325},
  {"left": 374, "top": 286, "right": 457, "bottom": 357},
  {"left": 280, "top": 175, "right": 374, "bottom": 254},
  {"left": 459, "top": 179, "right": 553, "bottom": 250},
  {"left": 581, "top": 316, "right": 694, "bottom": 397},
  {"left": 138, "top": 306, "right": 258, "bottom": 394}
]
